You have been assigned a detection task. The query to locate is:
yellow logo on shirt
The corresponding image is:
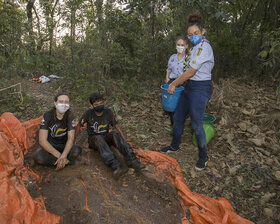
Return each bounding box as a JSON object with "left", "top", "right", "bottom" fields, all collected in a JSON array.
[
  {"left": 196, "top": 48, "right": 203, "bottom": 56},
  {"left": 56, "top": 128, "right": 67, "bottom": 135},
  {"left": 98, "top": 124, "right": 108, "bottom": 131},
  {"left": 192, "top": 60, "right": 196, "bottom": 64}
]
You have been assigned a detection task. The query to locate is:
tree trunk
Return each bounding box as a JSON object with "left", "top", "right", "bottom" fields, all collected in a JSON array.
[
  {"left": 26, "top": 0, "right": 35, "bottom": 55},
  {"left": 70, "top": 5, "right": 76, "bottom": 67}
]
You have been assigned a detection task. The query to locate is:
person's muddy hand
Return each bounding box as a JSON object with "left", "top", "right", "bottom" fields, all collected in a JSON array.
[
  {"left": 168, "top": 83, "right": 175, "bottom": 94},
  {"left": 55, "top": 156, "right": 69, "bottom": 170}
]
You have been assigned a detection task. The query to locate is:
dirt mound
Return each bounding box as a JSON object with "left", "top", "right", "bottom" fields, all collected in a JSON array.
[{"left": 25, "top": 130, "right": 183, "bottom": 224}]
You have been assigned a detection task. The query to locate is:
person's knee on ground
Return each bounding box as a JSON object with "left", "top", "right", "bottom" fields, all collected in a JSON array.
[
  {"left": 33, "top": 148, "right": 56, "bottom": 166},
  {"left": 68, "top": 145, "right": 82, "bottom": 161},
  {"left": 33, "top": 149, "right": 46, "bottom": 165}
]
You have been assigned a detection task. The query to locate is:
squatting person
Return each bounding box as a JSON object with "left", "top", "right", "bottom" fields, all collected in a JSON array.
[{"left": 34, "top": 93, "right": 82, "bottom": 170}]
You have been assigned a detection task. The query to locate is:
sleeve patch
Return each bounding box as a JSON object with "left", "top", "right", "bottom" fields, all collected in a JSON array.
[
  {"left": 41, "top": 118, "right": 45, "bottom": 126},
  {"left": 195, "top": 48, "right": 203, "bottom": 56}
]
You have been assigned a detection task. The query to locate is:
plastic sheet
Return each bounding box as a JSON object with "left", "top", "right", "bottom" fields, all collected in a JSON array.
[
  {"left": 135, "top": 148, "right": 254, "bottom": 224},
  {"left": 0, "top": 113, "right": 60, "bottom": 224}
]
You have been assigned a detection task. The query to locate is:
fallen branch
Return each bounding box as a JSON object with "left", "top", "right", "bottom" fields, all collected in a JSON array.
[{"left": 0, "top": 83, "right": 23, "bottom": 104}]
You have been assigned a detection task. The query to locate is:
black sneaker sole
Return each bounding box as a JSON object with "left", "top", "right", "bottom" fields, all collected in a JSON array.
[
  {"left": 161, "top": 149, "right": 180, "bottom": 154},
  {"left": 195, "top": 160, "right": 208, "bottom": 171}
]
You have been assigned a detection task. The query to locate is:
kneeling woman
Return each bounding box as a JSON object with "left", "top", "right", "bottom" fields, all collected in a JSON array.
[{"left": 34, "top": 93, "right": 81, "bottom": 170}]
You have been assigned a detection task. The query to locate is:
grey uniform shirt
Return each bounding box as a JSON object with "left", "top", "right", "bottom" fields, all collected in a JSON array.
[
  {"left": 188, "top": 41, "right": 214, "bottom": 81},
  {"left": 166, "top": 54, "right": 186, "bottom": 79}
]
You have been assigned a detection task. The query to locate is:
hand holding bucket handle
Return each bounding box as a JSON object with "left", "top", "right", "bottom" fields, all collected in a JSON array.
[{"left": 168, "top": 83, "right": 176, "bottom": 94}]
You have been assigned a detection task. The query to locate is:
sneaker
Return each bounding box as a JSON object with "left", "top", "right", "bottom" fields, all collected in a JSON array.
[
  {"left": 112, "top": 165, "right": 128, "bottom": 180},
  {"left": 195, "top": 157, "right": 209, "bottom": 171},
  {"left": 127, "top": 160, "right": 145, "bottom": 171},
  {"left": 160, "top": 146, "right": 180, "bottom": 153}
]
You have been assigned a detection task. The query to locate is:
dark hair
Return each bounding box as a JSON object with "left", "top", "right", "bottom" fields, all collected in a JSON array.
[
  {"left": 54, "top": 93, "right": 69, "bottom": 102},
  {"left": 187, "top": 13, "right": 203, "bottom": 31},
  {"left": 175, "top": 36, "right": 187, "bottom": 44},
  {"left": 89, "top": 92, "right": 103, "bottom": 104},
  {"left": 50, "top": 93, "right": 72, "bottom": 127}
]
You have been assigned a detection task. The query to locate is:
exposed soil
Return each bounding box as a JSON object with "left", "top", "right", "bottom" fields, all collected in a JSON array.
[
  {"left": 7, "top": 77, "right": 280, "bottom": 223},
  {"left": 24, "top": 135, "right": 182, "bottom": 224}
]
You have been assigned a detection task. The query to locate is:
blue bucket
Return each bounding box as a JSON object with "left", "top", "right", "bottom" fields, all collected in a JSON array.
[{"left": 161, "top": 84, "right": 184, "bottom": 112}]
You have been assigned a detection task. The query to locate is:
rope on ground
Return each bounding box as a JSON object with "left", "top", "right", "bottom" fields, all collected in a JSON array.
[{"left": 79, "top": 178, "right": 92, "bottom": 213}]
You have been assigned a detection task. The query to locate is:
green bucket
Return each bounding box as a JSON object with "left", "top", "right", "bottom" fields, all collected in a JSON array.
[
  {"left": 193, "top": 123, "right": 216, "bottom": 147},
  {"left": 203, "top": 113, "right": 216, "bottom": 125}
]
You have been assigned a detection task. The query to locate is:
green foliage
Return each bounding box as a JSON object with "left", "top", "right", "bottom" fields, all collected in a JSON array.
[
  {"left": 0, "top": 0, "right": 279, "bottom": 81},
  {"left": 258, "top": 29, "right": 280, "bottom": 73},
  {"left": 0, "top": 2, "right": 25, "bottom": 74},
  {"left": 70, "top": 73, "right": 103, "bottom": 103}
]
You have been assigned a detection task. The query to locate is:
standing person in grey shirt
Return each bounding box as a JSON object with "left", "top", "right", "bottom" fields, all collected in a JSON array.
[
  {"left": 161, "top": 13, "right": 214, "bottom": 171},
  {"left": 165, "top": 37, "right": 189, "bottom": 126}
]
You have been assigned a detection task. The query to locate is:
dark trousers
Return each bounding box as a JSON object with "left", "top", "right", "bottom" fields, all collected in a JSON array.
[
  {"left": 89, "top": 130, "right": 137, "bottom": 170},
  {"left": 171, "top": 80, "right": 212, "bottom": 159},
  {"left": 33, "top": 144, "right": 82, "bottom": 166}
]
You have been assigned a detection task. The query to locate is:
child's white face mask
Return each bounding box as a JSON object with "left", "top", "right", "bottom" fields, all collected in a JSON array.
[{"left": 176, "top": 45, "right": 186, "bottom": 54}]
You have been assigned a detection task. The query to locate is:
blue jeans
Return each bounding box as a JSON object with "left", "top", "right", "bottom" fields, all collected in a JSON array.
[{"left": 171, "top": 80, "right": 212, "bottom": 159}]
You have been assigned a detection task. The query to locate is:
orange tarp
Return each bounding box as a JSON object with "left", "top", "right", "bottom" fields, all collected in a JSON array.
[
  {"left": 135, "top": 149, "right": 254, "bottom": 224},
  {"left": 0, "top": 113, "right": 253, "bottom": 224},
  {"left": 0, "top": 113, "right": 60, "bottom": 224}
]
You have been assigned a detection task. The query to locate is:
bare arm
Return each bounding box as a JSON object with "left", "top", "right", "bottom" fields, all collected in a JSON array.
[
  {"left": 115, "top": 124, "right": 126, "bottom": 141},
  {"left": 168, "top": 66, "right": 197, "bottom": 94},
  {"left": 39, "top": 129, "right": 61, "bottom": 158},
  {"left": 75, "top": 122, "right": 81, "bottom": 140},
  {"left": 165, "top": 71, "right": 171, "bottom": 83},
  {"left": 60, "top": 130, "right": 75, "bottom": 158},
  {"left": 54, "top": 130, "right": 75, "bottom": 170}
]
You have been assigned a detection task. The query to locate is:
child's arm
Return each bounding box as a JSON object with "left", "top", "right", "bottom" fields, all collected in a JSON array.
[
  {"left": 115, "top": 124, "right": 126, "bottom": 141},
  {"left": 75, "top": 112, "right": 86, "bottom": 140},
  {"left": 74, "top": 123, "right": 81, "bottom": 140}
]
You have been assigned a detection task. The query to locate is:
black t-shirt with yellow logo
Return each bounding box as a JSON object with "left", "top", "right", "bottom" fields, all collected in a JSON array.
[
  {"left": 40, "top": 110, "right": 75, "bottom": 146},
  {"left": 79, "top": 108, "right": 117, "bottom": 137}
]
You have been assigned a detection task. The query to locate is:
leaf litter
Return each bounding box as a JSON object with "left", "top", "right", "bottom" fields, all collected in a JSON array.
[{"left": 17, "top": 77, "right": 280, "bottom": 223}]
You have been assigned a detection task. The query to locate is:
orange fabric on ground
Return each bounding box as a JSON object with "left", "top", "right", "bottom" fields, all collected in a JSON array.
[
  {"left": 135, "top": 148, "right": 254, "bottom": 224},
  {"left": 0, "top": 113, "right": 60, "bottom": 224}
]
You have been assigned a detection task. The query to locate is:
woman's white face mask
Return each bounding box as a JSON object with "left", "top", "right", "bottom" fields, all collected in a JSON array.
[
  {"left": 56, "top": 103, "right": 70, "bottom": 114},
  {"left": 176, "top": 45, "right": 186, "bottom": 54}
]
